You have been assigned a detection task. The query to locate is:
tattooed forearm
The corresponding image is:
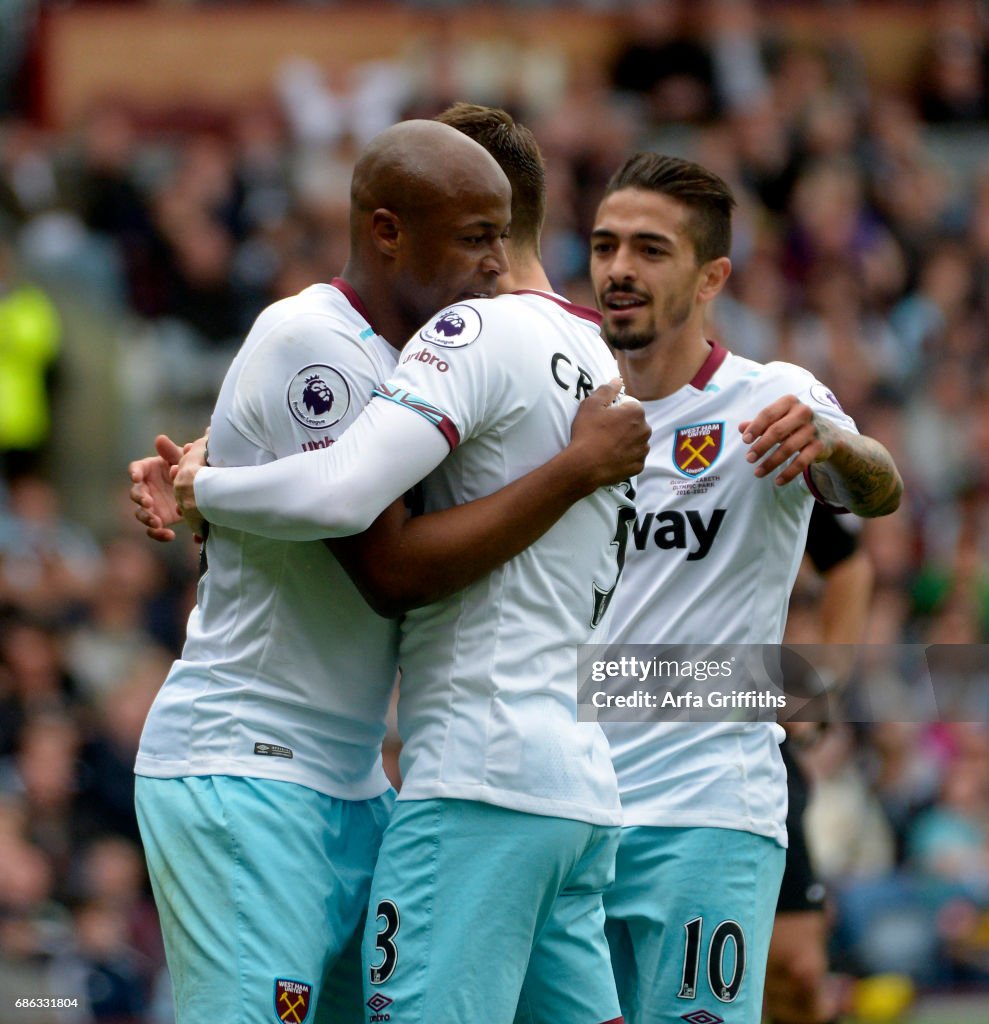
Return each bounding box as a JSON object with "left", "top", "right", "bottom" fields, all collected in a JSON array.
[{"left": 809, "top": 420, "right": 903, "bottom": 517}]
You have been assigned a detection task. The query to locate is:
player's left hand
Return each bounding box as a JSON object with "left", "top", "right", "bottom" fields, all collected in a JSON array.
[
  {"left": 173, "top": 434, "right": 209, "bottom": 536},
  {"left": 570, "top": 378, "right": 652, "bottom": 488},
  {"left": 739, "top": 395, "right": 836, "bottom": 486}
]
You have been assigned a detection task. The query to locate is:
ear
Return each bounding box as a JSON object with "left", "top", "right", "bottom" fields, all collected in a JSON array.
[
  {"left": 370, "top": 209, "right": 402, "bottom": 258},
  {"left": 697, "top": 256, "right": 731, "bottom": 305}
]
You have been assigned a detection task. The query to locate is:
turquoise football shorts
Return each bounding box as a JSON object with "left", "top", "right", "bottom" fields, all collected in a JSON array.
[
  {"left": 604, "top": 825, "right": 785, "bottom": 1024},
  {"left": 135, "top": 774, "right": 393, "bottom": 1024},
  {"left": 362, "top": 797, "right": 624, "bottom": 1024}
]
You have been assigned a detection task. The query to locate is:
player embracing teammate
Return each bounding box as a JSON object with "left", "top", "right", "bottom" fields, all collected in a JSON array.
[{"left": 130, "top": 114, "right": 901, "bottom": 1024}]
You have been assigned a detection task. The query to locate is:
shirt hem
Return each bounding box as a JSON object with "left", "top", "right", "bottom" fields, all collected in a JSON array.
[
  {"left": 619, "top": 810, "right": 787, "bottom": 847},
  {"left": 396, "top": 781, "right": 623, "bottom": 827},
  {"left": 134, "top": 756, "right": 392, "bottom": 803}
]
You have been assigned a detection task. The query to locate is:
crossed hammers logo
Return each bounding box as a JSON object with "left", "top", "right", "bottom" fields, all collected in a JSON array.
[
  {"left": 680, "top": 434, "right": 715, "bottom": 469},
  {"left": 278, "top": 991, "right": 307, "bottom": 1023}
]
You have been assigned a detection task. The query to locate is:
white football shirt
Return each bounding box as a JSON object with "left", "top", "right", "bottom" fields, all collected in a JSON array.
[
  {"left": 603, "top": 342, "right": 858, "bottom": 845},
  {"left": 135, "top": 281, "right": 401, "bottom": 800},
  {"left": 194, "top": 291, "right": 630, "bottom": 826},
  {"left": 385, "top": 292, "right": 627, "bottom": 825}
]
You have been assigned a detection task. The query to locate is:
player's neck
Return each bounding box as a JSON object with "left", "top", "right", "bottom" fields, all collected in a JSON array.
[
  {"left": 337, "top": 266, "right": 416, "bottom": 352},
  {"left": 617, "top": 330, "right": 713, "bottom": 402},
  {"left": 498, "top": 251, "right": 554, "bottom": 295}
]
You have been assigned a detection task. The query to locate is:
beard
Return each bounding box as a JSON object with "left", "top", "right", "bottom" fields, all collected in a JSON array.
[
  {"left": 602, "top": 290, "right": 693, "bottom": 352},
  {"left": 603, "top": 322, "right": 656, "bottom": 351}
]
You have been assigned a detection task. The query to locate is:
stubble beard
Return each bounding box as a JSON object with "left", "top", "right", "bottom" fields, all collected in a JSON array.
[
  {"left": 604, "top": 323, "right": 656, "bottom": 351},
  {"left": 602, "top": 298, "right": 657, "bottom": 352},
  {"left": 603, "top": 291, "right": 693, "bottom": 352}
]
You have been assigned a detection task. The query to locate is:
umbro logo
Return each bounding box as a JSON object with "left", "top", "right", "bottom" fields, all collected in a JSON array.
[
  {"left": 254, "top": 742, "right": 293, "bottom": 759},
  {"left": 367, "top": 992, "right": 392, "bottom": 1021},
  {"left": 680, "top": 1011, "right": 724, "bottom": 1024}
]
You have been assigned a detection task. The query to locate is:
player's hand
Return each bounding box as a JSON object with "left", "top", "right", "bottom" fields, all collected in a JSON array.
[
  {"left": 569, "top": 378, "right": 651, "bottom": 488},
  {"left": 129, "top": 434, "right": 185, "bottom": 542},
  {"left": 173, "top": 434, "right": 209, "bottom": 537},
  {"left": 739, "top": 395, "right": 837, "bottom": 486}
]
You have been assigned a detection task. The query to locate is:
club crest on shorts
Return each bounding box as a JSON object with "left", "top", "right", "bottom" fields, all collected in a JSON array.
[
  {"left": 274, "top": 979, "right": 312, "bottom": 1023},
  {"left": 673, "top": 422, "right": 724, "bottom": 478},
  {"left": 419, "top": 304, "right": 483, "bottom": 348},
  {"left": 288, "top": 364, "right": 350, "bottom": 429}
]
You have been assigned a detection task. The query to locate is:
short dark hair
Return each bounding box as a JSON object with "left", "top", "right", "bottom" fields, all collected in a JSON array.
[
  {"left": 605, "top": 153, "right": 735, "bottom": 264},
  {"left": 436, "top": 103, "right": 547, "bottom": 255}
]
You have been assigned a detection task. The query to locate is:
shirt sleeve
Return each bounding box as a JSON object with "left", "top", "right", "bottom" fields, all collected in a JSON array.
[
  {"left": 226, "top": 312, "right": 382, "bottom": 462},
  {"left": 796, "top": 376, "right": 858, "bottom": 435},
  {"left": 796, "top": 373, "right": 859, "bottom": 509},
  {"left": 195, "top": 396, "right": 450, "bottom": 540},
  {"left": 374, "top": 300, "right": 513, "bottom": 447},
  {"left": 195, "top": 299, "right": 511, "bottom": 540},
  {"left": 761, "top": 364, "right": 858, "bottom": 509}
]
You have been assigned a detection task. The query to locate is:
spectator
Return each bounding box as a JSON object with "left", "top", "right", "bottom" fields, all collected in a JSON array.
[
  {"left": 0, "top": 475, "right": 102, "bottom": 619},
  {"left": 0, "top": 243, "right": 61, "bottom": 479},
  {"left": 914, "top": 0, "right": 989, "bottom": 124},
  {"left": 609, "top": 0, "right": 717, "bottom": 125}
]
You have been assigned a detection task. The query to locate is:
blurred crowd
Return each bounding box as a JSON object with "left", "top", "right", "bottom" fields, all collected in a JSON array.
[{"left": 1, "top": 0, "right": 989, "bottom": 1018}]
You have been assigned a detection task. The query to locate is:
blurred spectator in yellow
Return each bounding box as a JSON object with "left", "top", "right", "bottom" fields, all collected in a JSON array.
[{"left": 0, "top": 241, "right": 61, "bottom": 479}]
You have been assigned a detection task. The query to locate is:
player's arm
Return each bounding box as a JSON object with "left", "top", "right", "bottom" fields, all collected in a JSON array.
[
  {"left": 177, "top": 396, "right": 448, "bottom": 540},
  {"left": 328, "top": 381, "right": 649, "bottom": 616},
  {"left": 806, "top": 422, "right": 902, "bottom": 517},
  {"left": 174, "top": 379, "right": 649, "bottom": 613},
  {"left": 800, "top": 504, "right": 875, "bottom": 700},
  {"left": 739, "top": 395, "right": 902, "bottom": 517},
  {"left": 806, "top": 508, "right": 874, "bottom": 649},
  {"left": 178, "top": 359, "right": 647, "bottom": 540}
]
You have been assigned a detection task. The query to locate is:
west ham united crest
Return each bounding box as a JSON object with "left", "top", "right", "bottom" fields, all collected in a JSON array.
[
  {"left": 673, "top": 422, "right": 724, "bottom": 478},
  {"left": 287, "top": 364, "right": 350, "bottom": 429},
  {"left": 274, "top": 979, "right": 312, "bottom": 1023}
]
